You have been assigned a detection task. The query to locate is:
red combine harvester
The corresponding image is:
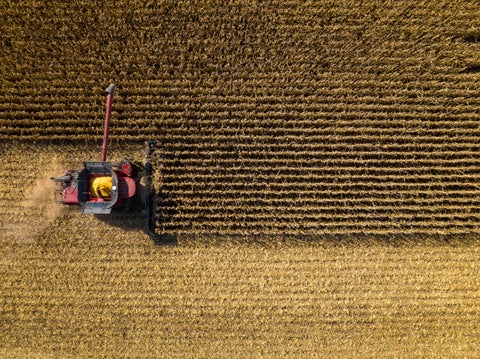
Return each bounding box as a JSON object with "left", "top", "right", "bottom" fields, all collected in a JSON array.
[{"left": 52, "top": 84, "right": 138, "bottom": 214}]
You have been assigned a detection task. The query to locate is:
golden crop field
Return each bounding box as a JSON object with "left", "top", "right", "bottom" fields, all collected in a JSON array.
[{"left": 1, "top": 0, "right": 480, "bottom": 357}]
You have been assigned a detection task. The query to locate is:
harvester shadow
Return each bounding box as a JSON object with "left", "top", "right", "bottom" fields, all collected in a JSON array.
[
  {"left": 94, "top": 178, "right": 178, "bottom": 246},
  {"left": 148, "top": 193, "right": 179, "bottom": 246}
]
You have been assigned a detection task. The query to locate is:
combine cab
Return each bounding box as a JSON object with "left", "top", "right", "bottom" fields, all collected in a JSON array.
[{"left": 52, "top": 84, "right": 142, "bottom": 215}]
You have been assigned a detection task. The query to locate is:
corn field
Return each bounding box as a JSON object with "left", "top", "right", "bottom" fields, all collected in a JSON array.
[
  {"left": 2, "top": 0, "right": 480, "bottom": 238},
  {"left": 1, "top": 0, "right": 480, "bottom": 357}
]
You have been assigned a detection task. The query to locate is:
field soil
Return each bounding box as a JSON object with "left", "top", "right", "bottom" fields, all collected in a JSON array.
[{"left": 2, "top": 0, "right": 480, "bottom": 357}]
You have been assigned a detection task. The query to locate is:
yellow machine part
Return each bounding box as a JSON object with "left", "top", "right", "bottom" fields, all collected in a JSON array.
[{"left": 89, "top": 176, "right": 112, "bottom": 199}]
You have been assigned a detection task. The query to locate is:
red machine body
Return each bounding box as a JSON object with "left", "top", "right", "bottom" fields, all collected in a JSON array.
[{"left": 52, "top": 84, "right": 137, "bottom": 214}]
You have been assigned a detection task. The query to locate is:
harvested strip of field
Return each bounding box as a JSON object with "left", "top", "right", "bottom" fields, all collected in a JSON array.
[{"left": 2, "top": 231, "right": 480, "bottom": 357}]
